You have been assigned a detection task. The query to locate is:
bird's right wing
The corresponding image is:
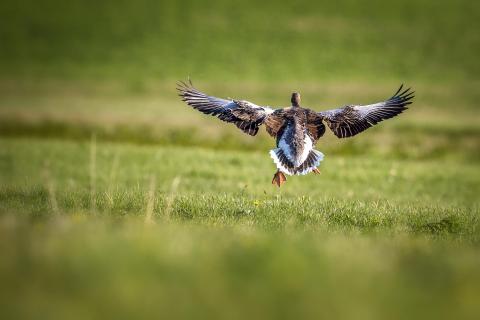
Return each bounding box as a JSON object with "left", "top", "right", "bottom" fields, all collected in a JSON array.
[
  {"left": 177, "top": 80, "right": 275, "bottom": 136},
  {"left": 318, "top": 85, "right": 414, "bottom": 138}
]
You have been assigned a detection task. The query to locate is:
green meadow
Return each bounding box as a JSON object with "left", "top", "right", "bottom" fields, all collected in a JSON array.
[{"left": 1, "top": 0, "right": 479, "bottom": 319}]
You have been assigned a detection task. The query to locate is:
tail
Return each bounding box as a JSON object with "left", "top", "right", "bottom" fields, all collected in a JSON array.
[
  {"left": 295, "top": 149, "right": 324, "bottom": 175},
  {"left": 270, "top": 149, "right": 324, "bottom": 176},
  {"left": 269, "top": 149, "right": 295, "bottom": 175}
]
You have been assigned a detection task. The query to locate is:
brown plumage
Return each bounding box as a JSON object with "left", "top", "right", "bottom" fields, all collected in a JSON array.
[{"left": 177, "top": 80, "right": 414, "bottom": 187}]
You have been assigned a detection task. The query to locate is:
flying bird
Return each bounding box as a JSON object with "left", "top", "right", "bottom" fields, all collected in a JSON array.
[{"left": 177, "top": 80, "right": 414, "bottom": 187}]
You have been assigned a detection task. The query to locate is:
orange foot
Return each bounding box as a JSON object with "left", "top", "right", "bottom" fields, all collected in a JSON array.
[
  {"left": 312, "top": 167, "right": 321, "bottom": 174},
  {"left": 272, "top": 170, "right": 287, "bottom": 187}
]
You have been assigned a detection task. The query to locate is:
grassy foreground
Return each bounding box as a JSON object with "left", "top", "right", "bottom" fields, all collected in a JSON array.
[{"left": 0, "top": 137, "right": 479, "bottom": 319}]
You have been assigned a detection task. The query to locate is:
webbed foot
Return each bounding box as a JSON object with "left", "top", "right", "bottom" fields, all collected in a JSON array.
[{"left": 272, "top": 170, "right": 287, "bottom": 187}]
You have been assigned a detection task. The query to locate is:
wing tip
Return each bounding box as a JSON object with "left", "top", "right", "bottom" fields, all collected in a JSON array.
[
  {"left": 390, "top": 84, "right": 415, "bottom": 106},
  {"left": 176, "top": 77, "right": 195, "bottom": 92}
]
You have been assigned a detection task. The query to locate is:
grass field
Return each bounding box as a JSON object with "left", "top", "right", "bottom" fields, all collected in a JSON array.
[
  {"left": 1, "top": 0, "right": 480, "bottom": 319},
  {"left": 1, "top": 136, "right": 479, "bottom": 319}
]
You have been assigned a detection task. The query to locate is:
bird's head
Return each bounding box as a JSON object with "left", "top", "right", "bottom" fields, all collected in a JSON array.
[{"left": 291, "top": 92, "right": 301, "bottom": 107}]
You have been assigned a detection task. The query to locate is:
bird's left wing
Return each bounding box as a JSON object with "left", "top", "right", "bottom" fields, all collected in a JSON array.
[
  {"left": 318, "top": 85, "right": 414, "bottom": 138},
  {"left": 177, "top": 80, "right": 275, "bottom": 136}
]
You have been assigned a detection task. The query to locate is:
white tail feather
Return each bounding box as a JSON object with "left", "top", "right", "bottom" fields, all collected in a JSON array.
[
  {"left": 270, "top": 149, "right": 294, "bottom": 175},
  {"left": 270, "top": 149, "right": 324, "bottom": 176}
]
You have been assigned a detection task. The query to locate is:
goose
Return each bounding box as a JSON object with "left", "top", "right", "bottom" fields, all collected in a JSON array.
[{"left": 177, "top": 80, "right": 414, "bottom": 187}]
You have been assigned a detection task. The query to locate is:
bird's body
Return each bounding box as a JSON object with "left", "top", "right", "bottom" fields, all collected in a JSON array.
[
  {"left": 269, "top": 106, "right": 324, "bottom": 176},
  {"left": 177, "top": 80, "right": 414, "bottom": 187}
]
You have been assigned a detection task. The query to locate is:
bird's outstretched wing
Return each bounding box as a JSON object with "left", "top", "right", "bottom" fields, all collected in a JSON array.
[
  {"left": 177, "top": 80, "right": 275, "bottom": 136},
  {"left": 318, "top": 85, "right": 414, "bottom": 138}
]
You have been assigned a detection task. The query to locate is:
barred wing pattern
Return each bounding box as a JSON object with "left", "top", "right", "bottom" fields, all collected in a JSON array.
[
  {"left": 305, "top": 109, "right": 326, "bottom": 142},
  {"left": 319, "top": 85, "right": 414, "bottom": 138},
  {"left": 264, "top": 109, "right": 287, "bottom": 138},
  {"left": 177, "top": 81, "right": 274, "bottom": 136}
]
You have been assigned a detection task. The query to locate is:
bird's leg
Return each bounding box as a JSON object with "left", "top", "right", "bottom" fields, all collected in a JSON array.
[
  {"left": 272, "top": 170, "right": 287, "bottom": 187},
  {"left": 312, "top": 167, "right": 321, "bottom": 174}
]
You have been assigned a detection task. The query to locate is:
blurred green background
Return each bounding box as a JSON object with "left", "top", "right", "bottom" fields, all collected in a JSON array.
[
  {"left": 1, "top": 0, "right": 479, "bottom": 82},
  {"left": 0, "top": 0, "right": 479, "bottom": 319}
]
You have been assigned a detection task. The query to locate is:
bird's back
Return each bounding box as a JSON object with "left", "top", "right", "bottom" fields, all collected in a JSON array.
[{"left": 276, "top": 108, "right": 311, "bottom": 167}]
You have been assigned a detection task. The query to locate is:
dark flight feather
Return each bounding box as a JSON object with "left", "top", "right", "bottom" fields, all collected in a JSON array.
[
  {"left": 318, "top": 85, "right": 414, "bottom": 138},
  {"left": 177, "top": 80, "right": 274, "bottom": 136}
]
